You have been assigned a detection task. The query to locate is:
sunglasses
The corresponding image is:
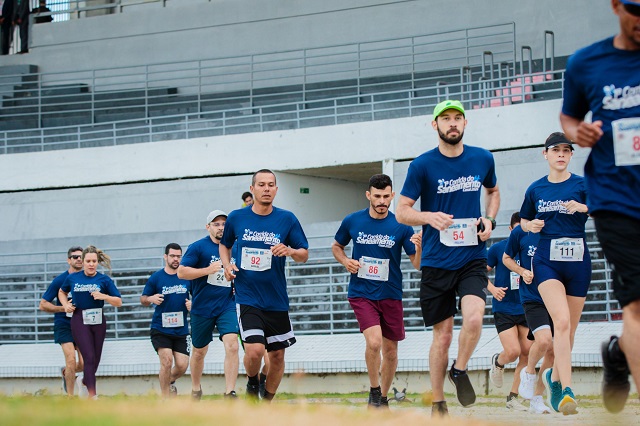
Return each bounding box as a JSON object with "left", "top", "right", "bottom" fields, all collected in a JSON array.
[
  {"left": 621, "top": 0, "right": 640, "bottom": 17},
  {"left": 69, "top": 255, "right": 82, "bottom": 260}
]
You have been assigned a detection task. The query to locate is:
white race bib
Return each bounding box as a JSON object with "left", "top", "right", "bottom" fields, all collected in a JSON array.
[
  {"left": 82, "top": 308, "right": 102, "bottom": 325},
  {"left": 439, "top": 218, "right": 478, "bottom": 247},
  {"left": 207, "top": 270, "right": 232, "bottom": 287},
  {"left": 357, "top": 256, "right": 390, "bottom": 282},
  {"left": 510, "top": 272, "right": 520, "bottom": 290},
  {"left": 550, "top": 238, "right": 585, "bottom": 262},
  {"left": 241, "top": 247, "right": 272, "bottom": 272},
  {"left": 162, "top": 312, "right": 185, "bottom": 328},
  {"left": 612, "top": 118, "right": 640, "bottom": 166}
]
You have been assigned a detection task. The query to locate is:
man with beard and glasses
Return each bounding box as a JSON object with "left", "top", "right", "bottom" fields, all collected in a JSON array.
[
  {"left": 178, "top": 211, "right": 240, "bottom": 400},
  {"left": 220, "top": 169, "right": 308, "bottom": 402},
  {"left": 141, "top": 243, "right": 192, "bottom": 398},
  {"left": 396, "top": 99, "right": 500, "bottom": 417},
  {"left": 332, "top": 174, "right": 422, "bottom": 409},
  {"left": 560, "top": 0, "right": 640, "bottom": 414}
]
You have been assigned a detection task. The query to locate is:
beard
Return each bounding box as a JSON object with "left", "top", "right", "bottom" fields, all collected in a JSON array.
[{"left": 437, "top": 127, "right": 464, "bottom": 146}]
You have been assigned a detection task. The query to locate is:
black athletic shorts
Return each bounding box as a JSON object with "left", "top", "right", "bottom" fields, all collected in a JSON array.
[
  {"left": 236, "top": 304, "right": 296, "bottom": 352},
  {"left": 420, "top": 258, "right": 488, "bottom": 327},
  {"left": 594, "top": 211, "right": 640, "bottom": 308},
  {"left": 523, "top": 302, "right": 554, "bottom": 341},
  {"left": 150, "top": 329, "right": 190, "bottom": 356},
  {"left": 493, "top": 312, "right": 528, "bottom": 334}
]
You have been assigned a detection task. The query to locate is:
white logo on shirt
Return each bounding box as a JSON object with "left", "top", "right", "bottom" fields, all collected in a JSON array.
[
  {"left": 537, "top": 199, "right": 571, "bottom": 214},
  {"left": 355, "top": 232, "right": 396, "bottom": 248},
  {"left": 73, "top": 283, "right": 100, "bottom": 293},
  {"left": 437, "top": 175, "right": 482, "bottom": 194},
  {"left": 602, "top": 84, "right": 640, "bottom": 111},
  {"left": 242, "top": 229, "right": 281, "bottom": 245},
  {"left": 161, "top": 285, "right": 188, "bottom": 295}
]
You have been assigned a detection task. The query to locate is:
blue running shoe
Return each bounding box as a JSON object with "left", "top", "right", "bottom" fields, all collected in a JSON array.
[
  {"left": 542, "top": 368, "right": 562, "bottom": 412},
  {"left": 558, "top": 387, "right": 578, "bottom": 415}
]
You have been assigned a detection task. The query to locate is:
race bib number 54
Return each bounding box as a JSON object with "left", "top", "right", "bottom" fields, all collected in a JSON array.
[{"left": 440, "top": 218, "right": 478, "bottom": 247}]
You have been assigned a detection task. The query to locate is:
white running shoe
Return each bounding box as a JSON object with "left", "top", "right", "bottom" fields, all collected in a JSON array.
[
  {"left": 490, "top": 353, "right": 504, "bottom": 388},
  {"left": 506, "top": 396, "right": 528, "bottom": 411},
  {"left": 76, "top": 375, "right": 89, "bottom": 398},
  {"left": 518, "top": 368, "right": 536, "bottom": 400},
  {"left": 529, "top": 395, "right": 551, "bottom": 414}
]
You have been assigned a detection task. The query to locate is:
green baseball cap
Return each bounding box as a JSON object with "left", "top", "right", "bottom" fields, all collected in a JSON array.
[{"left": 433, "top": 100, "right": 465, "bottom": 121}]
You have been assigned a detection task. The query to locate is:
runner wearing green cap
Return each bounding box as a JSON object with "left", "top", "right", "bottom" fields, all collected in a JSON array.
[{"left": 397, "top": 99, "right": 500, "bottom": 417}]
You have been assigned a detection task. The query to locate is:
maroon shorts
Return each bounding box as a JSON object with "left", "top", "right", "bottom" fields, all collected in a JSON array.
[{"left": 348, "top": 297, "right": 405, "bottom": 342}]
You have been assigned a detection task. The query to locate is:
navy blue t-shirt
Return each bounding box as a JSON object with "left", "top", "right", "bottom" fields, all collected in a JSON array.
[
  {"left": 519, "top": 173, "right": 588, "bottom": 241},
  {"left": 41, "top": 271, "right": 71, "bottom": 328},
  {"left": 562, "top": 36, "right": 640, "bottom": 220},
  {"left": 60, "top": 271, "right": 121, "bottom": 310},
  {"left": 400, "top": 145, "right": 498, "bottom": 270},
  {"left": 180, "top": 236, "right": 235, "bottom": 319},
  {"left": 504, "top": 225, "right": 541, "bottom": 304},
  {"left": 334, "top": 209, "right": 416, "bottom": 301},
  {"left": 142, "top": 269, "right": 191, "bottom": 336},
  {"left": 487, "top": 239, "right": 523, "bottom": 315},
  {"left": 221, "top": 206, "right": 308, "bottom": 311}
]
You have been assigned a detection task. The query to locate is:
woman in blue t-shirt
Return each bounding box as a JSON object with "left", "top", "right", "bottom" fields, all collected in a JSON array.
[
  {"left": 518, "top": 132, "right": 591, "bottom": 416},
  {"left": 59, "top": 246, "right": 122, "bottom": 399}
]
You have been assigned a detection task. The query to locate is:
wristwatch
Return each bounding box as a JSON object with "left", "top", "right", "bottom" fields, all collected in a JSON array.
[{"left": 485, "top": 216, "right": 497, "bottom": 230}]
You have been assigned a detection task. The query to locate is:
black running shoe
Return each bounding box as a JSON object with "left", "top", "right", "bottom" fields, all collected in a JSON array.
[
  {"left": 380, "top": 396, "right": 390, "bottom": 410},
  {"left": 191, "top": 387, "right": 202, "bottom": 401},
  {"left": 601, "top": 335, "right": 630, "bottom": 413},
  {"left": 448, "top": 360, "right": 476, "bottom": 407},
  {"left": 246, "top": 381, "right": 260, "bottom": 400},
  {"left": 431, "top": 401, "right": 449, "bottom": 417},
  {"left": 368, "top": 387, "right": 382, "bottom": 408},
  {"left": 224, "top": 390, "right": 238, "bottom": 399},
  {"left": 259, "top": 376, "right": 266, "bottom": 398}
]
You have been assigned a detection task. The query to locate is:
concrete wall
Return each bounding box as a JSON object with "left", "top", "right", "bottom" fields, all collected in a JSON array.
[{"left": 7, "top": 0, "right": 617, "bottom": 73}]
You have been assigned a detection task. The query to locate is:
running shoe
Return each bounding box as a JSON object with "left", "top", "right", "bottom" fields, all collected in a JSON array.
[
  {"left": 542, "top": 368, "right": 562, "bottom": 412},
  {"left": 246, "top": 381, "right": 260, "bottom": 400},
  {"left": 490, "top": 353, "right": 504, "bottom": 388},
  {"left": 505, "top": 395, "right": 528, "bottom": 411},
  {"left": 368, "top": 386, "right": 382, "bottom": 408},
  {"left": 75, "top": 375, "right": 88, "bottom": 398},
  {"left": 259, "top": 375, "right": 267, "bottom": 399},
  {"left": 448, "top": 360, "right": 476, "bottom": 407},
  {"left": 60, "top": 367, "right": 67, "bottom": 394},
  {"left": 191, "top": 387, "right": 202, "bottom": 401},
  {"left": 431, "top": 401, "right": 449, "bottom": 417},
  {"left": 224, "top": 390, "right": 238, "bottom": 399},
  {"left": 529, "top": 395, "right": 551, "bottom": 414},
  {"left": 518, "top": 368, "right": 536, "bottom": 400},
  {"left": 380, "top": 396, "right": 390, "bottom": 410},
  {"left": 601, "top": 335, "right": 630, "bottom": 413},
  {"left": 558, "top": 387, "right": 578, "bottom": 415}
]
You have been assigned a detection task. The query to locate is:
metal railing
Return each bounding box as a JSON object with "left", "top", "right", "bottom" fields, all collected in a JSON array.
[
  {"left": 0, "top": 227, "right": 621, "bottom": 344},
  {"left": 0, "top": 23, "right": 520, "bottom": 154}
]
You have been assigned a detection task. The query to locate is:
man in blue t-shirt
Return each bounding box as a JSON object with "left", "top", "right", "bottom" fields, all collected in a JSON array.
[
  {"left": 396, "top": 99, "right": 500, "bottom": 416},
  {"left": 559, "top": 0, "right": 640, "bottom": 414},
  {"left": 39, "top": 246, "right": 85, "bottom": 396},
  {"left": 220, "top": 169, "right": 309, "bottom": 402},
  {"left": 141, "top": 243, "right": 191, "bottom": 398},
  {"left": 178, "top": 210, "right": 239, "bottom": 400},
  {"left": 503, "top": 221, "right": 553, "bottom": 414},
  {"left": 486, "top": 212, "right": 531, "bottom": 412},
  {"left": 332, "top": 174, "right": 421, "bottom": 409}
]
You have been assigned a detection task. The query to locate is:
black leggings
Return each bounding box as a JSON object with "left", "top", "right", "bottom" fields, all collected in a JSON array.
[{"left": 71, "top": 311, "right": 107, "bottom": 395}]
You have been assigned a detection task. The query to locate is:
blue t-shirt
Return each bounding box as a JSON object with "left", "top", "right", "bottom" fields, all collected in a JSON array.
[
  {"left": 142, "top": 269, "right": 191, "bottom": 336},
  {"left": 562, "top": 36, "right": 640, "bottom": 221},
  {"left": 400, "top": 145, "right": 498, "bottom": 270},
  {"left": 487, "top": 239, "right": 523, "bottom": 315},
  {"left": 221, "top": 206, "right": 309, "bottom": 311},
  {"left": 334, "top": 209, "right": 416, "bottom": 301},
  {"left": 60, "top": 271, "right": 121, "bottom": 310},
  {"left": 519, "top": 173, "right": 588, "bottom": 241},
  {"left": 180, "top": 236, "right": 235, "bottom": 319},
  {"left": 504, "top": 225, "right": 541, "bottom": 304},
  {"left": 41, "top": 271, "right": 71, "bottom": 328}
]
